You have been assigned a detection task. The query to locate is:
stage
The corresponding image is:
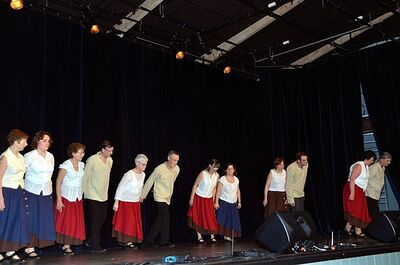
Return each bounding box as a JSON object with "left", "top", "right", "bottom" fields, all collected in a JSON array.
[{"left": 7, "top": 236, "right": 400, "bottom": 265}]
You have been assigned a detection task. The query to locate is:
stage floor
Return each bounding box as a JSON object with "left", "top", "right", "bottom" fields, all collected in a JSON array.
[{"left": 6, "top": 236, "right": 400, "bottom": 265}]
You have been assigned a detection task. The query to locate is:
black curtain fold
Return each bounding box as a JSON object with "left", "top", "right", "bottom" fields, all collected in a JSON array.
[{"left": 357, "top": 43, "right": 400, "bottom": 202}]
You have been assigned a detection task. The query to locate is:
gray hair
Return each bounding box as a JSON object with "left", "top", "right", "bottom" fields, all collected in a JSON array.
[
  {"left": 135, "top": 154, "right": 148, "bottom": 166},
  {"left": 380, "top": 152, "right": 392, "bottom": 160}
]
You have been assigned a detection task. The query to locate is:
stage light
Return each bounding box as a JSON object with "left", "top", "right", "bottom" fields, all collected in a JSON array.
[
  {"left": 223, "top": 66, "right": 232, "bottom": 74},
  {"left": 268, "top": 2, "right": 276, "bottom": 8},
  {"left": 10, "top": 0, "right": 24, "bottom": 10},
  {"left": 282, "top": 40, "right": 290, "bottom": 45},
  {"left": 175, "top": 50, "right": 185, "bottom": 60},
  {"left": 90, "top": 24, "right": 100, "bottom": 34}
]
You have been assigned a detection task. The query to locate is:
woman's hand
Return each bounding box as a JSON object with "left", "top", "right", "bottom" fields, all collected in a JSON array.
[
  {"left": 214, "top": 202, "right": 219, "bottom": 210},
  {"left": 349, "top": 193, "right": 355, "bottom": 201},
  {"left": 113, "top": 200, "right": 119, "bottom": 211},
  {"left": 263, "top": 199, "right": 267, "bottom": 207},
  {"left": 237, "top": 202, "right": 242, "bottom": 209},
  {"left": 56, "top": 198, "right": 65, "bottom": 213},
  {"left": 0, "top": 194, "right": 5, "bottom": 211}
]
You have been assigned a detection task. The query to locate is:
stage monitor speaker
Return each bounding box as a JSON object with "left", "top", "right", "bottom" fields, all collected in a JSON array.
[
  {"left": 255, "top": 211, "right": 318, "bottom": 253},
  {"left": 367, "top": 211, "right": 400, "bottom": 243}
]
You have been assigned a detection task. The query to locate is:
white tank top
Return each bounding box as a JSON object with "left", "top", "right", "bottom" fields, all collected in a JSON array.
[
  {"left": 195, "top": 170, "right": 219, "bottom": 198},
  {"left": 348, "top": 161, "right": 369, "bottom": 190},
  {"left": 269, "top": 169, "right": 286, "bottom": 192}
]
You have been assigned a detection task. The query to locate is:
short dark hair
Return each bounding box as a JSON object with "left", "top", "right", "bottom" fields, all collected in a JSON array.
[
  {"left": 168, "top": 150, "right": 179, "bottom": 157},
  {"left": 225, "top": 163, "right": 237, "bottom": 175},
  {"left": 363, "top": 150, "right": 376, "bottom": 160},
  {"left": 274, "top": 157, "right": 284, "bottom": 168},
  {"left": 296, "top": 152, "right": 307, "bottom": 160},
  {"left": 100, "top": 140, "right": 114, "bottom": 150},
  {"left": 66, "top": 142, "right": 86, "bottom": 158},
  {"left": 7, "top": 129, "right": 29, "bottom": 145},
  {"left": 31, "top": 130, "right": 53, "bottom": 149}
]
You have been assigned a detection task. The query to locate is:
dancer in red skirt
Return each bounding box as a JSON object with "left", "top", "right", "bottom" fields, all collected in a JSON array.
[
  {"left": 188, "top": 159, "right": 220, "bottom": 243},
  {"left": 112, "top": 154, "right": 148, "bottom": 249},
  {"left": 55, "top": 143, "right": 86, "bottom": 255},
  {"left": 343, "top": 150, "right": 376, "bottom": 238}
]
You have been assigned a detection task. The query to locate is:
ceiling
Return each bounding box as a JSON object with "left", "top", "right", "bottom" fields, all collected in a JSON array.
[{"left": 15, "top": 0, "right": 400, "bottom": 77}]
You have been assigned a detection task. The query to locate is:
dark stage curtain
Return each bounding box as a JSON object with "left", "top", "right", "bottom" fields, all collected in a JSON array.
[
  {"left": 1, "top": 7, "right": 365, "bottom": 246},
  {"left": 357, "top": 43, "right": 400, "bottom": 202},
  {"left": 264, "top": 60, "right": 363, "bottom": 234}
]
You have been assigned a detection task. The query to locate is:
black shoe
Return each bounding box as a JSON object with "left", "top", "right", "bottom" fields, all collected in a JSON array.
[
  {"left": 158, "top": 242, "right": 175, "bottom": 248},
  {"left": 90, "top": 246, "right": 106, "bottom": 253},
  {"left": 84, "top": 241, "right": 92, "bottom": 248},
  {"left": 140, "top": 241, "right": 155, "bottom": 249}
]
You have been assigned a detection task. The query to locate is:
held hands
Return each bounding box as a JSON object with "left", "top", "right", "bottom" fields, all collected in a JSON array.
[
  {"left": 263, "top": 199, "right": 267, "bottom": 207},
  {"left": 113, "top": 201, "right": 119, "bottom": 211},
  {"left": 214, "top": 202, "right": 219, "bottom": 210},
  {"left": 0, "top": 195, "right": 5, "bottom": 211},
  {"left": 56, "top": 199, "right": 65, "bottom": 213}
]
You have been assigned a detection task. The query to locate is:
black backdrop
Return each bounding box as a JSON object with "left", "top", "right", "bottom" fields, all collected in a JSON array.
[{"left": 1, "top": 7, "right": 397, "bottom": 246}]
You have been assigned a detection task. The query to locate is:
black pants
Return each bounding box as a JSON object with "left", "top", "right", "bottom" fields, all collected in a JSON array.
[
  {"left": 290, "top": 197, "right": 305, "bottom": 211},
  {"left": 147, "top": 202, "right": 170, "bottom": 244},
  {"left": 85, "top": 199, "right": 108, "bottom": 248},
  {"left": 366, "top": 196, "right": 380, "bottom": 221}
]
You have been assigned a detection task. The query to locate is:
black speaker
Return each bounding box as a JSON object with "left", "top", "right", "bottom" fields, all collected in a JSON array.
[
  {"left": 255, "top": 211, "right": 318, "bottom": 253},
  {"left": 367, "top": 211, "right": 400, "bottom": 243}
]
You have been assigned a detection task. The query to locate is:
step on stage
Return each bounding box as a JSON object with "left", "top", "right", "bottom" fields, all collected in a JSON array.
[{"left": 9, "top": 236, "right": 400, "bottom": 265}]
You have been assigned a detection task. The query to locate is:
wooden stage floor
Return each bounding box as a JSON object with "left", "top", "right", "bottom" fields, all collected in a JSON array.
[{"left": 5, "top": 236, "right": 400, "bottom": 265}]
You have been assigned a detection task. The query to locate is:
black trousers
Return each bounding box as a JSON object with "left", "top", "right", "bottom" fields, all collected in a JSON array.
[
  {"left": 147, "top": 202, "right": 170, "bottom": 244},
  {"left": 290, "top": 197, "right": 305, "bottom": 211},
  {"left": 366, "top": 196, "right": 380, "bottom": 221},
  {"left": 85, "top": 199, "right": 108, "bottom": 247}
]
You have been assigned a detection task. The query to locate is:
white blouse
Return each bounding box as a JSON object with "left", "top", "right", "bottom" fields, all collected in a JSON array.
[
  {"left": 195, "top": 171, "right": 219, "bottom": 198},
  {"left": 218, "top": 176, "right": 239, "bottom": 204},
  {"left": 114, "top": 170, "right": 145, "bottom": 202},
  {"left": 24, "top": 149, "right": 55, "bottom": 195},
  {"left": 59, "top": 159, "right": 85, "bottom": 201},
  {"left": 269, "top": 169, "right": 286, "bottom": 192}
]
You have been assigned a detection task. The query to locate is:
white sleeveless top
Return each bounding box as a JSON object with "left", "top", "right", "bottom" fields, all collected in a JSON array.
[
  {"left": 219, "top": 176, "right": 239, "bottom": 203},
  {"left": 195, "top": 170, "right": 219, "bottom": 198},
  {"left": 348, "top": 161, "right": 369, "bottom": 190},
  {"left": 1, "top": 148, "right": 25, "bottom": 189},
  {"left": 269, "top": 169, "right": 286, "bottom": 192}
]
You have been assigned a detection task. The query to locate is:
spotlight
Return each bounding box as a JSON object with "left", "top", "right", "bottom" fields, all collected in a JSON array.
[
  {"left": 268, "top": 2, "right": 276, "bottom": 8},
  {"left": 90, "top": 24, "right": 100, "bottom": 34},
  {"left": 282, "top": 40, "right": 290, "bottom": 45},
  {"left": 223, "top": 66, "right": 232, "bottom": 74},
  {"left": 175, "top": 50, "right": 185, "bottom": 60},
  {"left": 10, "top": 0, "right": 24, "bottom": 10}
]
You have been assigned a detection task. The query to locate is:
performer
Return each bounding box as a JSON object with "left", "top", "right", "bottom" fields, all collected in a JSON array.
[
  {"left": 112, "top": 154, "right": 148, "bottom": 249},
  {"left": 214, "top": 163, "right": 241, "bottom": 242},
  {"left": 0, "top": 129, "right": 30, "bottom": 262},
  {"left": 263, "top": 157, "right": 288, "bottom": 218},
  {"left": 286, "top": 152, "right": 308, "bottom": 211},
  {"left": 187, "top": 159, "right": 220, "bottom": 243},
  {"left": 365, "top": 152, "right": 392, "bottom": 221},
  {"left": 343, "top": 150, "right": 375, "bottom": 237},
  {"left": 55, "top": 142, "right": 86, "bottom": 255},
  {"left": 82, "top": 140, "right": 114, "bottom": 252},
  {"left": 141, "top": 150, "right": 180, "bottom": 248},
  {"left": 24, "top": 130, "right": 56, "bottom": 258}
]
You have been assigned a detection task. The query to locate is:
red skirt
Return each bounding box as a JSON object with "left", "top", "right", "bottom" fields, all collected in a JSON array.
[
  {"left": 343, "top": 182, "right": 371, "bottom": 228},
  {"left": 187, "top": 194, "right": 218, "bottom": 234},
  {"left": 112, "top": 201, "right": 143, "bottom": 243},
  {"left": 54, "top": 197, "right": 85, "bottom": 245}
]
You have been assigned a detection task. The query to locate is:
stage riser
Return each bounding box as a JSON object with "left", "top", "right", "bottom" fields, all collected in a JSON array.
[{"left": 306, "top": 251, "right": 400, "bottom": 265}]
